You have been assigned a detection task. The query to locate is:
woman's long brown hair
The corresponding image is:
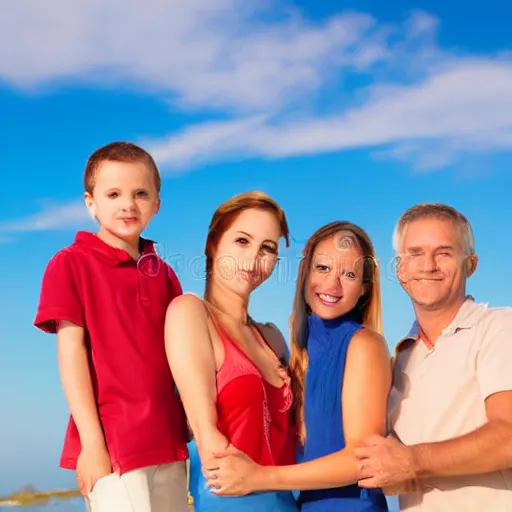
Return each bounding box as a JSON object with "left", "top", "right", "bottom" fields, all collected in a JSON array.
[{"left": 288, "top": 221, "right": 383, "bottom": 446}]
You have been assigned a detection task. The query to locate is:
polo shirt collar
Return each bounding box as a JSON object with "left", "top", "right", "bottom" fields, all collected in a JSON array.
[
  {"left": 394, "top": 295, "right": 489, "bottom": 356},
  {"left": 74, "top": 231, "right": 157, "bottom": 266}
]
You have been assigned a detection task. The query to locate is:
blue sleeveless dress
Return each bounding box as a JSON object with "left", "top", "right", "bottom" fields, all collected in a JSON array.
[{"left": 297, "top": 314, "right": 388, "bottom": 511}]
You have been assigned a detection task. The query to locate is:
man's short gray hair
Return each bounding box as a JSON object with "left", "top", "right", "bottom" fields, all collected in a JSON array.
[{"left": 392, "top": 203, "right": 475, "bottom": 256}]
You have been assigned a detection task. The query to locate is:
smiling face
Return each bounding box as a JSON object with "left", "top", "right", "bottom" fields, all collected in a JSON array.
[
  {"left": 304, "top": 231, "right": 368, "bottom": 320},
  {"left": 210, "top": 207, "right": 281, "bottom": 296},
  {"left": 396, "top": 216, "right": 478, "bottom": 311},
  {"left": 84, "top": 159, "right": 160, "bottom": 247}
]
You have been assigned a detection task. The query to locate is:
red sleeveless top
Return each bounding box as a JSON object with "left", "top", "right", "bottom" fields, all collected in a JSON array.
[{"left": 213, "top": 319, "right": 296, "bottom": 467}]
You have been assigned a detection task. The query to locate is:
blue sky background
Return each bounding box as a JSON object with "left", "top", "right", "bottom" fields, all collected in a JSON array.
[{"left": 1, "top": 0, "right": 512, "bottom": 500}]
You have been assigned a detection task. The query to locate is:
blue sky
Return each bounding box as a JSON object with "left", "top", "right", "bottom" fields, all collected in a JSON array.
[{"left": 1, "top": 0, "right": 512, "bottom": 498}]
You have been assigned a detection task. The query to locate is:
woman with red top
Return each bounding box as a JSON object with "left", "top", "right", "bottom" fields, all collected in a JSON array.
[{"left": 165, "top": 191, "right": 298, "bottom": 511}]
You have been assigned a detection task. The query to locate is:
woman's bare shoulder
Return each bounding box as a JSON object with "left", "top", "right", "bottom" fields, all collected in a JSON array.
[
  {"left": 166, "top": 292, "right": 208, "bottom": 324},
  {"left": 349, "top": 326, "right": 391, "bottom": 362}
]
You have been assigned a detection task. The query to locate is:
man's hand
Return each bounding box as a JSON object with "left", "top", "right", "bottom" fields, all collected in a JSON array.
[
  {"left": 355, "top": 434, "right": 418, "bottom": 489},
  {"left": 203, "top": 445, "right": 265, "bottom": 496},
  {"left": 76, "top": 444, "right": 112, "bottom": 496}
]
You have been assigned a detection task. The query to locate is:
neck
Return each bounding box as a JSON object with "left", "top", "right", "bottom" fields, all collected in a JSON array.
[
  {"left": 97, "top": 227, "right": 140, "bottom": 260},
  {"left": 414, "top": 294, "right": 467, "bottom": 345},
  {"left": 205, "top": 281, "right": 249, "bottom": 325}
]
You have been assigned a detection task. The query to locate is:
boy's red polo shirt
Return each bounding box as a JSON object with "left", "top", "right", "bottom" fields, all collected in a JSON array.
[{"left": 34, "top": 231, "right": 188, "bottom": 474}]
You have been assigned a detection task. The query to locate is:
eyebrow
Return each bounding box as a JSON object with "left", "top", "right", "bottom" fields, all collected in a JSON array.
[{"left": 406, "top": 245, "right": 454, "bottom": 252}]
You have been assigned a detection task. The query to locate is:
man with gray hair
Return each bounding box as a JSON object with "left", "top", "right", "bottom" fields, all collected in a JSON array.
[{"left": 354, "top": 203, "right": 512, "bottom": 511}]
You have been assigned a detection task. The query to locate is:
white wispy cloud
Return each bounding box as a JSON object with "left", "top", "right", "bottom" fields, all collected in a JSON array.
[
  {"left": 146, "top": 59, "right": 512, "bottom": 172},
  {"left": 0, "top": 200, "right": 93, "bottom": 234},
  {"left": 1, "top": 1, "right": 510, "bottom": 183},
  {"left": 0, "top": 0, "right": 394, "bottom": 113}
]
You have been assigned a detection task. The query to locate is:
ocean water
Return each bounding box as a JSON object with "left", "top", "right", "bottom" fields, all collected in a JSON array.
[
  {"left": 0, "top": 496, "right": 400, "bottom": 511},
  {"left": 0, "top": 498, "right": 84, "bottom": 511}
]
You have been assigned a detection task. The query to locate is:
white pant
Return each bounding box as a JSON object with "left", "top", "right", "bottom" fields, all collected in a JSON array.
[{"left": 85, "top": 461, "right": 188, "bottom": 512}]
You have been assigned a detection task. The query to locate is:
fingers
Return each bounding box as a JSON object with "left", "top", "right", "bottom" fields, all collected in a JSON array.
[
  {"left": 358, "top": 477, "right": 379, "bottom": 489},
  {"left": 76, "top": 472, "right": 90, "bottom": 496},
  {"left": 354, "top": 446, "right": 370, "bottom": 459},
  {"left": 357, "top": 461, "right": 376, "bottom": 479}
]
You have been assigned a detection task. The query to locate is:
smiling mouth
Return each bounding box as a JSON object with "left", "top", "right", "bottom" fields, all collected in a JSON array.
[{"left": 318, "top": 293, "right": 341, "bottom": 305}]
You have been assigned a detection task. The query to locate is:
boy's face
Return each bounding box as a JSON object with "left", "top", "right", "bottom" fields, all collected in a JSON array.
[{"left": 84, "top": 160, "right": 160, "bottom": 245}]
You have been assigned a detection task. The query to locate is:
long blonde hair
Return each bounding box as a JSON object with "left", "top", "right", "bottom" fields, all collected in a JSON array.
[{"left": 288, "top": 221, "right": 383, "bottom": 446}]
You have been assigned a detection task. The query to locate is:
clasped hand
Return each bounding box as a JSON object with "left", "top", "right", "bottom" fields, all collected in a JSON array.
[{"left": 203, "top": 445, "right": 262, "bottom": 496}]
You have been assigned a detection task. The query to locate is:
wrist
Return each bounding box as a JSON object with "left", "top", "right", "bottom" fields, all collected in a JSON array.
[
  {"left": 196, "top": 430, "right": 229, "bottom": 459},
  {"left": 409, "top": 444, "right": 426, "bottom": 479},
  {"left": 80, "top": 430, "right": 107, "bottom": 451},
  {"left": 254, "top": 465, "right": 276, "bottom": 492}
]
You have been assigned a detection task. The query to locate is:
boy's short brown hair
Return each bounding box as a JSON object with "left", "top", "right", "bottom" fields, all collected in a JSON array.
[{"left": 84, "top": 141, "right": 162, "bottom": 194}]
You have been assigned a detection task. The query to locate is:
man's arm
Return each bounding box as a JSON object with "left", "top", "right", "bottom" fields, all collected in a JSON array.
[
  {"left": 358, "top": 311, "right": 512, "bottom": 489},
  {"left": 56, "top": 320, "right": 107, "bottom": 452},
  {"left": 411, "top": 392, "right": 512, "bottom": 478},
  {"left": 413, "top": 311, "right": 512, "bottom": 478}
]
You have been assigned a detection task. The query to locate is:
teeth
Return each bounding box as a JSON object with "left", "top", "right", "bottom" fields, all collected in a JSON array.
[{"left": 319, "top": 294, "right": 340, "bottom": 303}]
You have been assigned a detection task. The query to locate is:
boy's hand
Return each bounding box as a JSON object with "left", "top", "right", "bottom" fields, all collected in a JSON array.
[{"left": 76, "top": 444, "right": 112, "bottom": 496}]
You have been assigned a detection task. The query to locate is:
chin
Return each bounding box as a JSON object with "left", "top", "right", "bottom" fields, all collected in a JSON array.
[
  {"left": 412, "top": 296, "right": 442, "bottom": 310},
  {"left": 312, "top": 304, "right": 348, "bottom": 320},
  {"left": 113, "top": 228, "right": 144, "bottom": 240}
]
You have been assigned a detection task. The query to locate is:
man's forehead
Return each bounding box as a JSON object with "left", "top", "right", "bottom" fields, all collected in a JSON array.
[{"left": 401, "top": 218, "right": 461, "bottom": 248}]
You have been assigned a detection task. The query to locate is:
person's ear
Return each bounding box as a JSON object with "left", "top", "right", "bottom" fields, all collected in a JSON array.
[
  {"left": 465, "top": 255, "right": 478, "bottom": 277},
  {"left": 84, "top": 192, "right": 96, "bottom": 219}
]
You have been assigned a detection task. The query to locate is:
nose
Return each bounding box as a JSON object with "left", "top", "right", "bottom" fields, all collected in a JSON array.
[
  {"left": 120, "top": 195, "right": 136, "bottom": 211},
  {"left": 419, "top": 252, "right": 438, "bottom": 273},
  {"left": 323, "top": 269, "right": 343, "bottom": 293}
]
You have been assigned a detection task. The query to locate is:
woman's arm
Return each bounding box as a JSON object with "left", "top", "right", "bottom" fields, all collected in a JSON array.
[
  {"left": 165, "top": 293, "right": 229, "bottom": 460},
  {"left": 210, "top": 327, "right": 392, "bottom": 494}
]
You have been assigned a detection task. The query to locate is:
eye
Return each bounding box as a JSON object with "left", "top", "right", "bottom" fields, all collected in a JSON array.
[
  {"left": 235, "top": 237, "right": 249, "bottom": 245},
  {"left": 136, "top": 190, "right": 149, "bottom": 198},
  {"left": 108, "top": 191, "right": 119, "bottom": 198},
  {"left": 344, "top": 271, "right": 356, "bottom": 279},
  {"left": 314, "top": 264, "right": 330, "bottom": 272},
  {"left": 262, "top": 244, "right": 278, "bottom": 255}
]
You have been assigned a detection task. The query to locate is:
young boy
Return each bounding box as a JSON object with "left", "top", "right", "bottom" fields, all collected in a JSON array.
[{"left": 34, "top": 142, "right": 189, "bottom": 512}]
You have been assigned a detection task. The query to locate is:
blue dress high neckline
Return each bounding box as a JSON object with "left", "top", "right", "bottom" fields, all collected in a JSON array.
[{"left": 298, "top": 313, "right": 389, "bottom": 511}]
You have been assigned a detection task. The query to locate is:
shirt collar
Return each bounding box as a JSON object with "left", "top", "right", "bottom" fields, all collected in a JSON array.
[
  {"left": 74, "top": 231, "right": 158, "bottom": 266},
  {"left": 394, "top": 295, "right": 489, "bottom": 356}
]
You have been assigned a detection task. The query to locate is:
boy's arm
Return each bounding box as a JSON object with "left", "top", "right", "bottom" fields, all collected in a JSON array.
[
  {"left": 56, "top": 320, "right": 106, "bottom": 453},
  {"left": 164, "top": 294, "right": 230, "bottom": 460},
  {"left": 34, "top": 251, "right": 110, "bottom": 492}
]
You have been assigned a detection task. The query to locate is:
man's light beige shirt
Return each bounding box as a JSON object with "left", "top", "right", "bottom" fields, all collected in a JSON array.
[{"left": 389, "top": 297, "right": 512, "bottom": 511}]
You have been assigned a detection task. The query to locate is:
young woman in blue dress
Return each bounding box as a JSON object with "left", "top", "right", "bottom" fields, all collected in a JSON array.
[{"left": 203, "top": 221, "right": 392, "bottom": 511}]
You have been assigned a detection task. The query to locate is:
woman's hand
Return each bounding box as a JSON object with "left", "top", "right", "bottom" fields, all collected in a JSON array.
[{"left": 204, "top": 446, "right": 266, "bottom": 496}]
